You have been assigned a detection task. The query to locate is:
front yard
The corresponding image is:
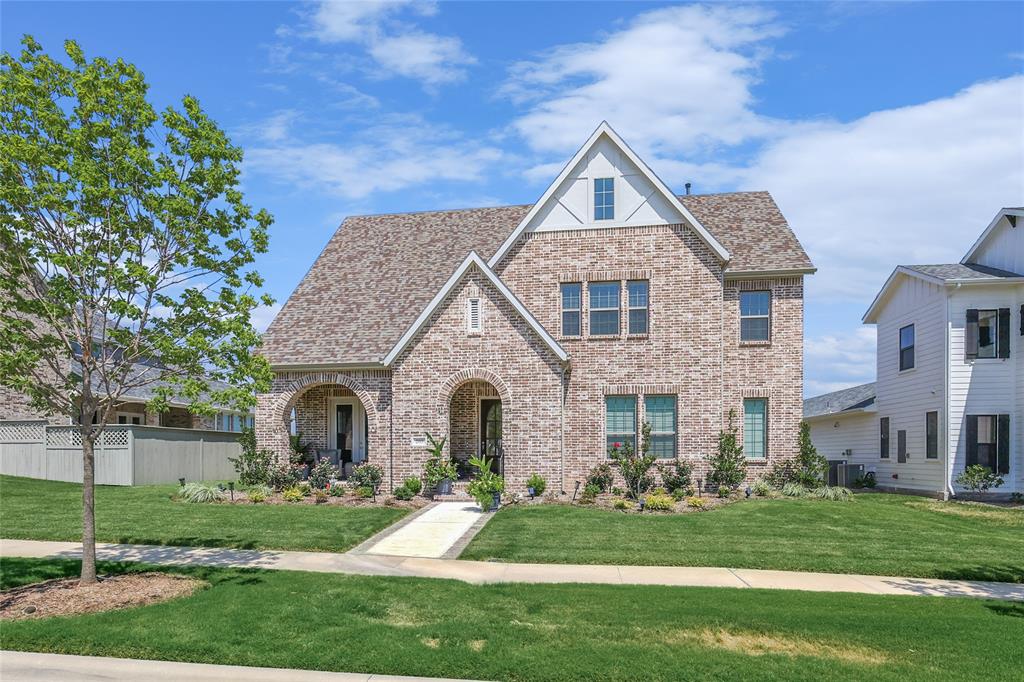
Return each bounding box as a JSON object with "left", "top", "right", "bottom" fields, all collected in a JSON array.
[
  {"left": 2, "top": 557, "right": 1022, "bottom": 681},
  {"left": 461, "top": 493, "right": 1024, "bottom": 582},
  {"left": 0, "top": 475, "right": 407, "bottom": 553}
]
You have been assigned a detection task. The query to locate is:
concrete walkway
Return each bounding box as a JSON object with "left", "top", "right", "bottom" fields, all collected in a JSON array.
[
  {"left": 4, "top": 538, "right": 1022, "bottom": 601},
  {"left": 354, "top": 502, "right": 490, "bottom": 559},
  {"left": 0, "top": 651, "right": 487, "bottom": 682}
]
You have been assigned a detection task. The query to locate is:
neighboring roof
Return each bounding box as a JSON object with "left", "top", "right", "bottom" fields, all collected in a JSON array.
[
  {"left": 262, "top": 196, "right": 814, "bottom": 368},
  {"left": 903, "top": 263, "right": 1024, "bottom": 282},
  {"left": 679, "top": 191, "right": 815, "bottom": 275},
  {"left": 382, "top": 252, "right": 568, "bottom": 366},
  {"left": 803, "top": 382, "right": 876, "bottom": 420},
  {"left": 71, "top": 359, "right": 243, "bottom": 411},
  {"left": 487, "top": 121, "right": 731, "bottom": 268},
  {"left": 961, "top": 207, "right": 1024, "bottom": 264}
]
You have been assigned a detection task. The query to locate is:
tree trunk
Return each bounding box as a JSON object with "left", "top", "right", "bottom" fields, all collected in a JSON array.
[{"left": 80, "top": 433, "right": 98, "bottom": 584}]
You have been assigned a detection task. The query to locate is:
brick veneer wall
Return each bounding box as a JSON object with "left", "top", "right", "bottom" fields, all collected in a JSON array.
[
  {"left": 449, "top": 380, "right": 500, "bottom": 462},
  {"left": 0, "top": 385, "right": 67, "bottom": 425}
]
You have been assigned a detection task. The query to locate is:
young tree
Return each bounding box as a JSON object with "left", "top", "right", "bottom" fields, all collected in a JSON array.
[
  {"left": 0, "top": 37, "right": 273, "bottom": 583},
  {"left": 707, "top": 409, "right": 747, "bottom": 491},
  {"left": 796, "top": 421, "right": 828, "bottom": 486}
]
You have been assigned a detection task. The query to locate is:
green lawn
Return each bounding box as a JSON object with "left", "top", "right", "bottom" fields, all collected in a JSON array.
[
  {"left": 461, "top": 494, "right": 1024, "bottom": 582},
  {"left": 0, "top": 475, "right": 406, "bottom": 553},
  {"left": 2, "top": 558, "right": 1021, "bottom": 681}
]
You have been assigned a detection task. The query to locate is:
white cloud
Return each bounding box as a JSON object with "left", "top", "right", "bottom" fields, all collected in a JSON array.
[
  {"left": 804, "top": 326, "right": 877, "bottom": 397},
  {"left": 251, "top": 303, "right": 283, "bottom": 333},
  {"left": 742, "top": 76, "right": 1024, "bottom": 301},
  {"left": 503, "top": 4, "right": 785, "bottom": 157},
  {"left": 245, "top": 117, "right": 502, "bottom": 200},
  {"left": 302, "top": 1, "right": 473, "bottom": 86}
]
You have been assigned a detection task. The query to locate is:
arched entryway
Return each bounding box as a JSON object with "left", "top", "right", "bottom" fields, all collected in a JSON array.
[{"left": 440, "top": 368, "right": 512, "bottom": 479}]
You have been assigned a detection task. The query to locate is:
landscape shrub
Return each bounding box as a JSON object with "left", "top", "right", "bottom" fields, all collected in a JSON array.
[
  {"left": 298, "top": 483, "right": 312, "bottom": 497},
  {"left": 579, "top": 483, "right": 600, "bottom": 504},
  {"left": 611, "top": 486, "right": 624, "bottom": 497},
  {"left": 180, "top": 482, "right": 221, "bottom": 503},
  {"left": 717, "top": 485, "right": 731, "bottom": 498},
  {"left": 351, "top": 463, "right": 384, "bottom": 493},
  {"left": 781, "top": 482, "right": 807, "bottom": 498},
  {"left": 586, "top": 463, "right": 614, "bottom": 493},
  {"left": 707, "top": 410, "right": 746, "bottom": 490},
  {"left": 670, "top": 488, "right": 688, "bottom": 502},
  {"left": 526, "top": 473, "right": 547, "bottom": 496},
  {"left": 644, "top": 492, "right": 674, "bottom": 511},
  {"left": 268, "top": 461, "right": 301, "bottom": 491},
  {"left": 752, "top": 478, "right": 773, "bottom": 497},
  {"left": 313, "top": 488, "right": 329, "bottom": 504},
  {"left": 355, "top": 485, "right": 375, "bottom": 499},
  {"left": 308, "top": 459, "right": 338, "bottom": 490},
  {"left": 613, "top": 499, "right": 633, "bottom": 510},
  {"left": 393, "top": 485, "right": 414, "bottom": 501},
  {"left": 658, "top": 458, "right": 693, "bottom": 493},
  {"left": 402, "top": 477, "right": 423, "bottom": 495},
  {"left": 852, "top": 473, "right": 877, "bottom": 489},
  {"left": 811, "top": 485, "right": 853, "bottom": 501},
  {"left": 327, "top": 482, "right": 346, "bottom": 497},
  {"left": 685, "top": 496, "right": 706, "bottom": 510},
  {"left": 229, "top": 428, "right": 273, "bottom": 486},
  {"left": 795, "top": 421, "right": 829, "bottom": 486},
  {"left": 282, "top": 486, "right": 304, "bottom": 503},
  {"left": 247, "top": 485, "right": 271, "bottom": 503},
  {"left": 288, "top": 433, "right": 313, "bottom": 466},
  {"left": 609, "top": 422, "right": 656, "bottom": 499},
  {"left": 956, "top": 465, "right": 1004, "bottom": 493}
]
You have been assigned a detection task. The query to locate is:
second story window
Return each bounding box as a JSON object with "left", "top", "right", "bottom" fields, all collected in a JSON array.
[
  {"left": 594, "top": 177, "right": 614, "bottom": 221},
  {"left": 967, "top": 308, "right": 1010, "bottom": 360},
  {"left": 560, "top": 283, "right": 581, "bottom": 336},
  {"left": 899, "top": 324, "right": 915, "bottom": 371},
  {"left": 627, "top": 280, "right": 648, "bottom": 334},
  {"left": 739, "top": 291, "right": 770, "bottom": 342},
  {"left": 589, "top": 282, "right": 620, "bottom": 336}
]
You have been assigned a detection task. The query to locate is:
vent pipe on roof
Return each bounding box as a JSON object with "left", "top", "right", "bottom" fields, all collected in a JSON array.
[{"left": 684, "top": 182, "right": 692, "bottom": 195}]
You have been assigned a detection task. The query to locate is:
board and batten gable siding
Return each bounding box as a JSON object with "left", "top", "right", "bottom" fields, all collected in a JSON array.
[
  {"left": 968, "top": 214, "right": 1024, "bottom": 275},
  {"left": 873, "top": 274, "right": 947, "bottom": 494},
  {"left": 948, "top": 283, "right": 1022, "bottom": 493},
  {"left": 806, "top": 412, "right": 877, "bottom": 464}
]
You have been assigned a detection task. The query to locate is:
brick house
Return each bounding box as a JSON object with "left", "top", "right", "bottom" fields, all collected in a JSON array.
[{"left": 257, "top": 123, "right": 814, "bottom": 493}]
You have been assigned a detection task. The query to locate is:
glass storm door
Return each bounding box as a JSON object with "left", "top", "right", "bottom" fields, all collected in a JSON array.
[{"left": 336, "top": 404, "right": 353, "bottom": 465}]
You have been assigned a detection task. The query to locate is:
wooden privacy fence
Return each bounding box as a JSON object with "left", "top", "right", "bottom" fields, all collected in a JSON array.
[{"left": 0, "top": 420, "right": 241, "bottom": 486}]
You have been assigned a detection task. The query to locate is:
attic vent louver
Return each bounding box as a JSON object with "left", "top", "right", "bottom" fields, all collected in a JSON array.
[{"left": 467, "top": 298, "right": 481, "bottom": 333}]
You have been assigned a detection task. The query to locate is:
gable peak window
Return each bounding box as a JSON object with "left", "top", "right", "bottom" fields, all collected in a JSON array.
[
  {"left": 739, "top": 291, "right": 770, "bottom": 342},
  {"left": 560, "top": 283, "right": 581, "bottom": 337},
  {"left": 594, "top": 177, "right": 614, "bottom": 221},
  {"left": 466, "top": 297, "right": 482, "bottom": 334},
  {"left": 899, "top": 324, "right": 915, "bottom": 371}
]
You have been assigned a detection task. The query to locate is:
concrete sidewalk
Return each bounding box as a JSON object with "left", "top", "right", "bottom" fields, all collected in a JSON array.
[
  {"left": 3, "top": 538, "right": 1022, "bottom": 601},
  {"left": 0, "top": 651, "right": 487, "bottom": 682}
]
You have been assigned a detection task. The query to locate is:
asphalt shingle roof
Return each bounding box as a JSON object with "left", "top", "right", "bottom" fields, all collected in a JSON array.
[
  {"left": 262, "top": 192, "right": 814, "bottom": 367},
  {"left": 803, "top": 382, "right": 876, "bottom": 420},
  {"left": 904, "top": 263, "right": 1023, "bottom": 282}
]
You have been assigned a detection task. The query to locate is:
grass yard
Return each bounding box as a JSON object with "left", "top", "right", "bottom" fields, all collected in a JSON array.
[
  {"left": 2, "top": 558, "right": 1022, "bottom": 681},
  {"left": 461, "top": 494, "right": 1024, "bottom": 582},
  {"left": 0, "top": 475, "right": 406, "bottom": 553}
]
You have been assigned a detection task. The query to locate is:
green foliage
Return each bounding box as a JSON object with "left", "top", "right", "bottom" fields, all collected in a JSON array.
[
  {"left": 764, "top": 460, "right": 799, "bottom": 488},
  {"left": 586, "top": 463, "right": 614, "bottom": 493},
  {"left": 613, "top": 499, "right": 633, "bottom": 511},
  {"left": 180, "top": 482, "right": 222, "bottom": 504},
  {"left": 246, "top": 485, "right": 271, "bottom": 503},
  {"left": 355, "top": 486, "right": 374, "bottom": 499},
  {"left": 422, "top": 433, "right": 457, "bottom": 487},
  {"left": 796, "top": 422, "right": 829, "bottom": 486},
  {"left": 402, "top": 477, "right": 422, "bottom": 495},
  {"left": 393, "top": 485, "right": 414, "bottom": 501},
  {"left": 852, "top": 472, "right": 877, "bottom": 489},
  {"left": 658, "top": 459, "right": 693, "bottom": 493},
  {"left": 810, "top": 485, "right": 853, "bottom": 502},
  {"left": 313, "top": 489, "right": 328, "bottom": 504},
  {"left": 685, "top": 496, "right": 707, "bottom": 510},
  {"left": 752, "top": 478, "right": 773, "bottom": 497},
  {"left": 707, "top": 410, "right": 747, "bottom": 490},
  {"left": 643, "top": 492, "right": 674, "bottom": 511},
  {"left": 579, "top": 483, "right": 600, "bottom": 504},
  {"left": 229, "top": 428, "right": 273, "bottom": 486},
  {"left": 717, "top": 485, "right": 732, "bottom": 498},
  {"left": 288, "top": 434, "right": 313, "bottom": 466},
  {"left": 282, "top": 486, "right": 304, "bottom": 503},
  {"left": 268, "top": 461, "right": 301, "bottom": 492},
  {"left": 956, "top": 465, "right": 1004, "bottom": 493},
  {"left": 351, "top": 463, "right": 383, "bottom": 493},
  {"left": 670, "top": 487, "right": 689, "bottom": 502},
  {"left": 467, "top": 455, "right": 505, "bottom": 511},
  {"left": 307, "top": 459, "right": 337, "bottom": 490},
  {"left": 328, "top": 482, "right": 346, "bottom": 497},
  {"left": 781, "top": 482, "right": 807, "bottom": 498},
  {"left": 526, "top": 473, "right": 547, "bottom": 496},
  {"left": 609, "top": 422, "right": 656, "bottom": 499}
]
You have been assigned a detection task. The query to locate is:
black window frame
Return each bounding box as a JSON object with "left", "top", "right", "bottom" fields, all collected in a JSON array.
[
  {"left": 588, "top": 281, "right": 620, "bottom": 336},
  {"left": 926, "top": 411, "right": 938, "bottom": 459},
  {"left": 627, "top": 280, "right": 649, "bottom": 335},
  {"left": 966, "top": 414, "right": 1010, "bottom": 475},
  {"left": 880, "top": 417, "right": 890, "bottom": 459},
  {"left": 560, "top": 283, "right": 581, "bottom": 337},
  {"left": 739, "top": 290, "right": 771, "bottom": 342},
  {"left": 899, "top": 324, "right": 915, "bottom": 371}
]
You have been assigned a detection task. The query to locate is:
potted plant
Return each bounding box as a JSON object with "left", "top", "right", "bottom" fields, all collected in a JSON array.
[
  {"left": 423, "top": 433, "right": 458, "bottom": 495},
  {"left": 467, "top": 454, "right": 505, "bottom": 511}
]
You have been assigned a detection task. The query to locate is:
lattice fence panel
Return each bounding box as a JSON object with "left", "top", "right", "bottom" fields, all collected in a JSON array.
[
  {"left": 0, "top": 421, "right": 46, "bottom": 443},
  {"left": 102, "top": 429, "right": 130, "bottom": 448},
  {"left": 46, "top": 427, "right": 82, "bottom": 448}
]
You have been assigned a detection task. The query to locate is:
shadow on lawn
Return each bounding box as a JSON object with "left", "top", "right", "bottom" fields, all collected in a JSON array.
[
  {"left": 109, "top": 536, "right": 260, "bottom": 550},
  {"left": 1, "top": 556, "right": 267, "bottom": 591},
  {"left": 985, "top": 603, "right": 1024, "bottom": 618},
  {"left": 932, "top": 564, "right": 1024, "bottom": 584}
]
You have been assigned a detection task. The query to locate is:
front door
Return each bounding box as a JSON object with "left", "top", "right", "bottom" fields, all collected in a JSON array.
[
  {"left": 335, "top": 403, "right": 353, "bottom": 465},
  {"left": 480, "top": 399, "right": 502, "bottom": 473}
]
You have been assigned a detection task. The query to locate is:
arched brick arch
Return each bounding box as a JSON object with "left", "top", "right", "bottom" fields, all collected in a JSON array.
[{"left": 438, "top": 367, "right": 512, "bottom": 409}]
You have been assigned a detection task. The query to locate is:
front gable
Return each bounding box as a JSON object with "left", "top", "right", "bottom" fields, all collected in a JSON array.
[{"left": 962, "top": 208, "right": 1024, "bottom": 275}]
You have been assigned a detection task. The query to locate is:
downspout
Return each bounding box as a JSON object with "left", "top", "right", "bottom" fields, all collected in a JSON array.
[
  {"left": 945, "top": 285, "right": 956, "bottom": 500},
  {"left": 389, "top": 380, "right": 395, "bottom": 494},
  {"left": 560, "top": 362, "right": 567, "bottom": 494}
]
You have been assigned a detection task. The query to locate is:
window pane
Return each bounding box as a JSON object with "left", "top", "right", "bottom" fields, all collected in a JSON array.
[
  {"left": 589, "top": 282, "right": 620, "bottom": 335},
  {"left": 741, "top": 318, "right": 769, "bottom": 341},
  {"left": 977, "top": 415, "right": 995, "bottom": 444},
  {"left": 900, "top": 325, "right": 914, "bottom": 349},
  {"left": 594, "top": 177, "right": 614, "bottom": 221},
  {"left": 589, "top": 282, "right": 619, "bottom": 308},
  {"left": 926, "top": 411, "right": 938, "bottom": 459},
  {"left": 880, "top": 417, "right": 889, "bottom": 458},
  {"left": 561, "top": 283, "right": 581, "bottom": 310},
  {"left": 627, "top": 281, "right": 648, "bottom": 308},
  {"left": 606, "top": 396, "right": 636, "bottom": 454},
  {"left": 562, "top": 310, "right": 580, "bottom": 336},
  {"left": 591, "top": 310, "right": 619, "bottom": 335},
  {"left": 650, "top": 435, "right": 675, "bottom": 459},
  {"left": 645, "top": 396, "right": 675, "bottom": 432},
  {"left": 740, "top": 291, "right": 770, "bottom": 316},
  {"left": 743, "top": 399, "right": 767, "bottom": 459},
  {"left": 978, "top": 310, "right": 997, "bottom": 358},
  {"left": 628, "top": 309, "right": 648, "bottom": 335}
]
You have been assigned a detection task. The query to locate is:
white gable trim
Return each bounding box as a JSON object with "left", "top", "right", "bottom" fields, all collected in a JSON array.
[
  {"left": 961, "top": 207, "right": 1024, "bottom": 264},
  {"left": 487, "top": 121, "right": 730, "bottom": 268},
  {"left": 862, "top": 266, "right": 945, "bottom": 324},
  {"left": 382, "top": 252, "right": 569, "bottom": 366}
]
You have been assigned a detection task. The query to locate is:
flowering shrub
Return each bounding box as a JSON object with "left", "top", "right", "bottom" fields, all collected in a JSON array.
[
  {"left": 609, "top": 424, "right": 656, "bottom": 500},
  {"left": 308, "top": 458, "right": 338, "bottom": 490},
  {"left": 586, "top": 463, "right": 614, "bottom": 493},
  {"left": 268, "top": 461, "right": 301, "bottom": 491},
  {"left": 351, "top": 463, "right": 384, "bottom": 492}
]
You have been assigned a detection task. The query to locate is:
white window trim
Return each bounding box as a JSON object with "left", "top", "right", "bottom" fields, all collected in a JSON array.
[
  {"left": 739, "top": 290, "right": 771, "bottom": 343},
  {"left": 115, "top": 411, "right": 143, "bottom": 425},
  {"left": 589, "top": 281, "right": 620, "bottom": 336},
  {"left": 627, "top": 280, "right": 649, "bottom": 335}
]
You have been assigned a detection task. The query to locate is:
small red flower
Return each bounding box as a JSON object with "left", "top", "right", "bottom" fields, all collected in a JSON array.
[{"left": 613, "top": 442, "right": 622, "bottom": 448}]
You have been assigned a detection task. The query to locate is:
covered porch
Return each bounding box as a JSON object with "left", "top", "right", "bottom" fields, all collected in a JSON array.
[
  {"left": 448, "top": 379, "right": 503, "bottom": 479},
  {"left": 290, "top": 384, "right": 372, "bottom": 478}
]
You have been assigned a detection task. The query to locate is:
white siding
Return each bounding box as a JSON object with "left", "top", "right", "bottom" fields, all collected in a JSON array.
[
  {"left": 526, "top": 136, "right": 684, "bottom": 233},
  {"left": 969, "top": 215, "right": 1024, "bottom": 274},
  {"left": 873, "top": 275, "right": 947, "bottom": 494},
  {"left": 807, "top": 412, "right": 877, "bottom": 466},
  {"left": 948, "top": 283, "right": 1023, "bottom": 493}
]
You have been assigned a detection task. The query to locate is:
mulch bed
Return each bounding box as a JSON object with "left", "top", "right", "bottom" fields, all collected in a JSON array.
[
  {"left": 0, "top": 572, "right": 204, "bottom": 621},
  {"left": 216, "top": 490, "right": 431, "bottom": 509}
]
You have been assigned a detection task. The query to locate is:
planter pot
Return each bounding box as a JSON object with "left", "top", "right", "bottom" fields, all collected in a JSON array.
[
  {"left": 436, "top": 478, "right": 453, "bottom": 496},
  {"left": 490, "top": 492, "right": 501, "bottom": 511}
]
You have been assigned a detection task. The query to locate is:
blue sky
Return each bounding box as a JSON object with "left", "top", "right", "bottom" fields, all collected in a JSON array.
[{"left": 4, "top": 1, "right": 1023, "bottom": 395}]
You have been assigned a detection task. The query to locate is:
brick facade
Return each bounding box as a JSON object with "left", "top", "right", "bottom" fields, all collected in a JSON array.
[{"left": 258, "top": 222, "right": 805, "bottom": 493}]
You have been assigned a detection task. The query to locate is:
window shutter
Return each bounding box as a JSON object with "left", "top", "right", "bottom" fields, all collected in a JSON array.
[
  {"left": 997, "top": 414, "right": 1010, "bottom": 475},
  {"left": 965, "top": 309, "right": 979, "bottom": 360},
  {"left": 965, "top": 415, "right": 978, "bottom": 467},
  {"left": 1020, "top": 304, "right": 1023, "bottom": 336},
  {"left": 897, "top": 430, "right": 907, "bottom": 463},
  {"left": 998, "top": 308, "right": 1010, "bottom": 358}
]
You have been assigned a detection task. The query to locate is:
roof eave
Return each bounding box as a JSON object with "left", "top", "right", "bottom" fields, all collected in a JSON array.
[
  {"left": 960, "top": 207, "right": 1024, "bottom": 265},
  {"left": 725, "top": 267, "right": 817, "bottom": 279}
]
